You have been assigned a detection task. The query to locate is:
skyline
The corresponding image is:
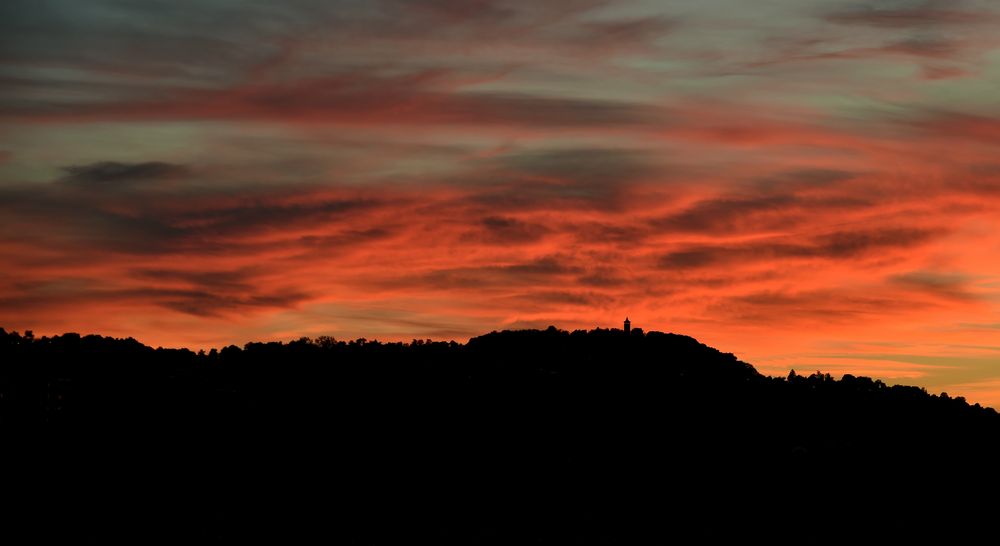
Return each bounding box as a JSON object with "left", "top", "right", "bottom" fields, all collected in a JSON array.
[{"left": 2, "top": 0, "right": 1000, "bottom": 405}]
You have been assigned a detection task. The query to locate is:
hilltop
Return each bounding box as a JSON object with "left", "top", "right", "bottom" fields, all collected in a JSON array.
[{"left": 2, "top": 326, "right": 998, "bottom": 543}]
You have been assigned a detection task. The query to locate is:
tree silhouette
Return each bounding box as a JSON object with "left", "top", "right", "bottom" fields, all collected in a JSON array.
[{"left": 1, "top": 325, "right": 998, "bottom": 543}]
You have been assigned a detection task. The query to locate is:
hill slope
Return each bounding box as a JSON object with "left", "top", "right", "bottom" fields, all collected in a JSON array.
[{"left": 2, "top": 326, "right": 998, "bottom": 543}]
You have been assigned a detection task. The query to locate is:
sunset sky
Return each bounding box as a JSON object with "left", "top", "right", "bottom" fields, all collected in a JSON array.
[{"left": 2, "top": 1, "right": 1000, "bottom": 404}]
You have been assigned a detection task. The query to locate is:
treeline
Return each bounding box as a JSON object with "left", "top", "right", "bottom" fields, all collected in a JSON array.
[
  {"left": 2, "top": 325, "right": 999, "bottom": 543},
  {"left": 1, "top": 325, "right": 991, "bottom": 427}
]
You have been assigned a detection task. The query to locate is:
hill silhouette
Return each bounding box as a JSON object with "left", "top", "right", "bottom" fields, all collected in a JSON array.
[{"left": 2, "top": 325, "right": 999, "bottom": 543}]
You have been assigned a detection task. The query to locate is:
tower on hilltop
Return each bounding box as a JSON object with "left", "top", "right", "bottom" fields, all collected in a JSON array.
[{"left": 624, "top": 317, "right": 631, "bottom": 334}]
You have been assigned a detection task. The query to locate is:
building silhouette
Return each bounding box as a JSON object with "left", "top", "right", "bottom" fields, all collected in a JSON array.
[{"left": 624, "top": 317, "right": 630, "bottom": 334}]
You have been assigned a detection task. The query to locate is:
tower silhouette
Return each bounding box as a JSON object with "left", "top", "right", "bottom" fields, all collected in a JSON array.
[{"left": 624, "top": 317, "right": 631, "bottom": 334}]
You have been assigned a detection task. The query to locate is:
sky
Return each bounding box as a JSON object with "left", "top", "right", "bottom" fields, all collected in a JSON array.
[{"left": 2, "top": 0, "right": 1000, "bottom": 405}]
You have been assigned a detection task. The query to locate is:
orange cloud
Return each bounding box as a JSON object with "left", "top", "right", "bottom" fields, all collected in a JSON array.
[{"left": 3, "top": 0, "right": 1000, "bottom": 407}]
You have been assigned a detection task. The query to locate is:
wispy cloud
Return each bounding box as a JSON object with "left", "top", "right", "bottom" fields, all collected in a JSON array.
[{"left": 2, "top": 0, "right": 1000, "bottom": 407}]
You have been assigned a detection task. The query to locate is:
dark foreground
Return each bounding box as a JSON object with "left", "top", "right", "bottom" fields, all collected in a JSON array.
[{"left": 2, "top": 326, "right": 999, "bottom": 543}]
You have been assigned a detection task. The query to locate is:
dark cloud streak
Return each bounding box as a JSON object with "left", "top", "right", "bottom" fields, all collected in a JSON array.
[
  {"left": 824, "top": 4, "right": 989, "bottom": 28},
  {"left": 60, "top": 161, "right": 189, "bottom": 186},
  {"left": 660, "top": 227, "right": 943, "bottom": 269},
  {"left": 0, "top": 161, "right": 384, "bottom": 255},
  {"left": 652, "top": 194, "right": 869, "bottom": 234}
]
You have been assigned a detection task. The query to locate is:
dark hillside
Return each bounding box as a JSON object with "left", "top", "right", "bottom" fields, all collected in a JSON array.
[{"left": 2, "top": 326, "right": 998, "bottom": 543}]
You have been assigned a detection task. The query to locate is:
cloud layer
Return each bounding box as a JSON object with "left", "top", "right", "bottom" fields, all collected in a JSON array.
[{"left": 2, "top": 0, "right": 1000, "bottom": 405}]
